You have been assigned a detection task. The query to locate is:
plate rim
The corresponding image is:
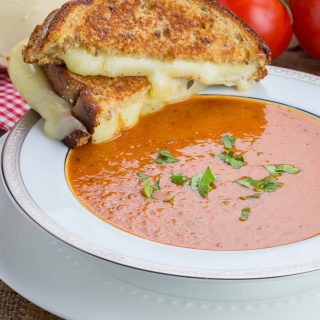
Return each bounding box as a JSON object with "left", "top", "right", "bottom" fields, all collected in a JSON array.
[{"left": 3, "top": 66, "right": 320, "bottom": 280}]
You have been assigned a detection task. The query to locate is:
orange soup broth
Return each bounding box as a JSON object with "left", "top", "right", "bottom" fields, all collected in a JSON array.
[{"left": 66, "top": 96, "right": 320, "bottom": 250}]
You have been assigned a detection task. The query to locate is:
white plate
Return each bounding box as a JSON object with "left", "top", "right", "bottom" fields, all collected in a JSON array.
[
  {"left": 3, "top": 135, "right": 320, "bottom": 320},
  {"left": 2, "top": 66, "right": 320, "bottom": 279}
]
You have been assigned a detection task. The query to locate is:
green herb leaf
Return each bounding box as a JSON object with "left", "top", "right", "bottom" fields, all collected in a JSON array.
[
  {"left": 144, "top": 180, "right": 153, "bottom": 198},
  {"left": 152, "top": 179, "right": 161, "bottom": 190},
  {"left": 265, "top": 166, "right": 279, "bottom": 177},
  {"left": 217, "top": 151, "right": 246, "bottom": 169},
  {"left": 236, "top": 177, "right": 255, "bottom": 188},
  {"left": 265, "top": 164, "right": 300, "bottom": 177},
  {"left": 229, "top": 156, "right": 246, "bottom": 169},
  {"left": 240, "top": 207, "right": 251, "bottom": 221},
  {"left": 143, "top": 179, "right": 160, "bottom": 198},
  {"left": 155, "top": 149, "right": 179, "bottom": 164},
  {"left": 164, "top": 195, "right": 175, "bottom": 204},
  {"left": 256, "top": 177, "right": 282, "bottom": 192},
  {"left": 137, "top": 172, "right": 149, "bottom": 181},
  {"left": 216, "top": 134, "right": 246, "bottom": 169},
  {"left": 216, "top": 152, "right": 227, "bottom": 161},
  {"left": 222, "top": 135, "right": 235, "bottom": 150},
  {"left": 239, "top": 193, "right": 261, "bottom": 200},
  {"left": 171, "top": 173, "right": 188, "bottom": 186},
  {"left": 191, "top": 174, "right": 202, "bottom": 191},
  {"left": 235, "top": 176, "right": 282, "bottom": 193},
  {"left": 196, "top": 166, "right": 217, "bottom": 198}
]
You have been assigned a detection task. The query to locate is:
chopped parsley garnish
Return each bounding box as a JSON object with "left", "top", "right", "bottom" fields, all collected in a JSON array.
[
  {"left": 141, "top": 136, "right": 299, "bottom": 206},
  {"left": 222, "top": 135, "right": 235, "bottom": 150},
  {"left": 236, "top": 176, "right": 282, "bottom": 192},
  {"left": 155, "top": 149, "right": 179, "bottom": 164},
  {"left": 240, "top": 207, "right": 251, "bottom": 221},
  {"left": 239, "top": 193, "right": 261, "bottom": 200},
  {"left": 265, "top": 164, "right": 300, "bottom": 177},
  {"left": 216, "top": 134, "right": 246, "bottom": 169},
  {"left": 168, "top": 168, "right": 217, "bottom": 197},
  {"left": 191, "top": 174, "right": 202, "bottom": 191},
  {"left": 143, "top": 179, "right": 161, "bottom": 198},
  {"left": 216, "top": 151, "right": 246, "bottom": 169},
  {"left": 137, "top": 172, "right": 149, "bottom": 181},
  {"left": 152, "top": 179, "right": 161, "bottom": 190},
  {"left": 164, "top": 195, "right": 175, "bottom": 204},
  {"left": 143, "top": 180, "right": 153, "bottom": 198},
  {"left": 236, "top": 177, "right": 254, "bottom": 188},
  {"left": 171, "top": 173, "right": 189, "bottom": 186},
  {"left": 192, "top": 166, "right": 217, "bottom": 198}
]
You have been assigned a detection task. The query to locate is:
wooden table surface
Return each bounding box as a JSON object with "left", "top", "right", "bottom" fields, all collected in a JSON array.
[{"left": 0, "top": 48, "right": 320, "bottom": 320}]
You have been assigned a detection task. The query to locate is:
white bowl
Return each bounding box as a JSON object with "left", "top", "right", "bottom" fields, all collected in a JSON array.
[{"left": 2, "top": 66, "right": 320, "bottom": 280}]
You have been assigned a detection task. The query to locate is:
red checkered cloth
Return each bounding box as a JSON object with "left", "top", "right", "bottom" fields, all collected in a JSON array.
[{"left": 0, "top": 69, "right": 29, "bottom": 131}]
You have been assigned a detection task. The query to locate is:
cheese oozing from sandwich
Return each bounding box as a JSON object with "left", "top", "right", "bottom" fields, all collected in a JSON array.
[
  {"left": 9, "top": 42, "right": 86, "bottom": 140},
  {"left": 9, "top": 41, "right": 206, "bottom": 143},
  {"left": 61, "top": 48, "right": 258, "bottom": 101}
]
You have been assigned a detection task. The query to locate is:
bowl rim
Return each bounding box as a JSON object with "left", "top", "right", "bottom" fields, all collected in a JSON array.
[{"left": 3, "top": 66, "right": 320, "bottom": 280}]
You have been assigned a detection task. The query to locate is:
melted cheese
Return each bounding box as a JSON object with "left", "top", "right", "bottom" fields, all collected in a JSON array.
[
  {"left": 61, "top": 48, "right": 257, "bottom": 100},
  {"left": 9, "top": 42, "right": 258, "bottom": 145},
  {"left": 93, "top": 111, "right": 120, "bottom": 144},
  {"left": 9, "top": 42, "right": 86, "bottom": 140},
  {"left": 9, "top": 41, "right": 202, "bottom": 143},
  {"left": 92, "top": 77, "right": 203, "bottom": 143}
]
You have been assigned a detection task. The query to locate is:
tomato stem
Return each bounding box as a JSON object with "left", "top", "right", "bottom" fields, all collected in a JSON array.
[{"left": 279, "top": 0, "right": 293, "bottom": 24}]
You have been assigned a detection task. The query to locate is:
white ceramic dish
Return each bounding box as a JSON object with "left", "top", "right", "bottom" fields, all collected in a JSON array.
[
  {"left": 2, "top": 66, "right": 320, "bottom": 280},
  {"left": 3, "top": 125, "right": 320, "bottom": 320}
]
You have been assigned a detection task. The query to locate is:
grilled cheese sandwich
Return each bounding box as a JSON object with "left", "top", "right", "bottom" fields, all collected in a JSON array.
[
  {"left": 10, "top": 41, "right": 203, "bottom": 146},
  {"left": 10, "top": 0, "right": 271, "bottom": 147}
]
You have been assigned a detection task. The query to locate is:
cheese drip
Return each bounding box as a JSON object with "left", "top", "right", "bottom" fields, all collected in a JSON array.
[
  {"left": 9, "top": 41, "right": 86, "bottom": 140},
  {"left": 8, "top": 41, "right": 203, "bottom": 143}
]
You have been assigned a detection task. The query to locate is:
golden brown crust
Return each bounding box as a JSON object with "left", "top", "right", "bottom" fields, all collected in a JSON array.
[
  {"left": 63, "top": 130, "right": 92, "bottom": 148},
  {"left": 43, "top": 64, "right": 150, "bottom": 104},
  {"left": 202, "top": 0, "right": 270, "bottom": 59},
  {"left": 24, "top": 0, "right": 270, "bottom": 77},
  {"left": 71, "top": 88, "right": 100, "bottom": 134},
  {"left": 42, "top": 64, "right": 83, "bottom": 102},
  {"left": 43, "top": 63, "right": 150, "bottom": 142}
]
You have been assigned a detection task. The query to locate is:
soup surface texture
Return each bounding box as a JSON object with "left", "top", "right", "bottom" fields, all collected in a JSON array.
[{"left": 66, "top": 96, "right": 320, "bottom": 250}]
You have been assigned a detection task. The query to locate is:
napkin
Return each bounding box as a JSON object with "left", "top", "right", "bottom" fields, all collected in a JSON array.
[{"left": 0, "top": 69, "right": 29, "bottom": 131}]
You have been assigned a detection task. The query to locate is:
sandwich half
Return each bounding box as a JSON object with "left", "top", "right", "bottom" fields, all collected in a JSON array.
[{"left": 10, "top": 0, "right": 271, "bottom": 147}]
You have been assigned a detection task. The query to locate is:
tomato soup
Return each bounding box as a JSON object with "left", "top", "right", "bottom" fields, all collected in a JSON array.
[{"left": 66, "top": 96, "right": 320, "bottom": 250}]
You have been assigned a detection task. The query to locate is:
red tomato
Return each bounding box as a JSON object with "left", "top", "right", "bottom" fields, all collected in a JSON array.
[
  {"left": 290, "top": 0, "right": 320, "bottom": 59},
  {"left": 219, "top": 0, "right": 293, "bottom": 59}
]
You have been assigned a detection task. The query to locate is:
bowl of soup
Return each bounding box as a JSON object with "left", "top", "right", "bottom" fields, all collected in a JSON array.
[
  {"left": 2, "top": 66, "right": 320, "bottom": 282},
  {"left": 66, "top": 95, "right": 319, "bottom": 252}
]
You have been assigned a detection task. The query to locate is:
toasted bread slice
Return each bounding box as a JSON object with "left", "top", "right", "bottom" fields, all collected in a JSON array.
[
  {"left": 12, "top": 0, "right": 271, "bottom": 148},
  {"left": 23, "top": 0, "right": 270, "bottom": 97},
  {"left": 10, "top": 41, "right": 204, "bottom": 147},
  {"left": 43, "top": 64, "right": 151, "bottom": 145},
  {"left": 9, "top": 42, "right": 158, "bottom": 148}
]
